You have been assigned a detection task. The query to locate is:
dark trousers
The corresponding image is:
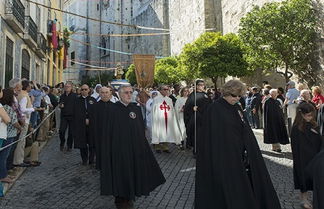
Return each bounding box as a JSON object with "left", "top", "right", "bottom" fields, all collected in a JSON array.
[
  {"left": 252, "top": 111, "right": 260, "bottom": 129},
  {"left": 7, "top": 136, "right": 18, "bottom": 170},
  {"left": 80, "top": 147, "right": 95, "bottom": 164},
  {"left": 59, "top": 117, "right": 74, "bottom": 149}
]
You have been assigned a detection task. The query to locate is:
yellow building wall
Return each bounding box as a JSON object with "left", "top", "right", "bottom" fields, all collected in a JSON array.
[{"left": 46, "top": 0, "right": 64, "bottom": 86}]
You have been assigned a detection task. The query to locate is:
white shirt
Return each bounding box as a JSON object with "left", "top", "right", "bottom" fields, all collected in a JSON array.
[
  {"left": 19, "top": 97, "right": 35, "bottom": 124},
  {"left": 0, "top": 104, "right": 8, "bottom": 139}
]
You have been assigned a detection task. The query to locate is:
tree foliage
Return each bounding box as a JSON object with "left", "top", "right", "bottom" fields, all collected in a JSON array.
[
  {"left": 125, "top": 64, "right": 137, "bottom": 85},
  {"left": 239, "top": 0, "right": 319, "bottom": 85},
  {"left": 154, "top": 57, "right": 185, "bottom": 85},
  {"left": 179, "top": 32, "right": 250, "bottom": 87}
]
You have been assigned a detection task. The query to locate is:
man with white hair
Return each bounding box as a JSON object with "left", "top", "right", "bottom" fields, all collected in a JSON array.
[
  {"left": 298, "top": 89, "right": 317, "bottom": 108},
  {"left": 264, "top": 89, "right": 289, "bottom": 152},
  {"left": 284, "top": 81, "right": 300, "bottom": 132},
  {"left": 100, "top": 85, "right": 165, "bottom": 209},
  {"left": 7, "top": 78, "right": 25, "bottom": 170}
]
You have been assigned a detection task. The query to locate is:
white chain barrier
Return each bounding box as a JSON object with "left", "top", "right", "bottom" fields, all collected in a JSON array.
[{"left": 0, "top": 109, "right": 56, "bottom": 152}]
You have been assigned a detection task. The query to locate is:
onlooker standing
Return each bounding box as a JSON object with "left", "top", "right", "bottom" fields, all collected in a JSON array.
[
  {"left": 14, "top": 80, "right": 34, "bottom": 167},
  {"left": 277, "top": 87, "right": 285, "bottom": 108},
  {"left": 7, "top": 78, "right": 24, "bottom": 171},
  {"left": 297, "top": 90, "right": 316, "bottom": 108},
  {"left": 29, "top": 81, "right": 44, "bottom": 130},
  {"left": 59, "top": 82, "right": 77, "bottom": 151},
  {"left": 244, "top": 91, "right": 253, "bottom": 126},
  {"left": 0, "top": 89, "right": 21, "bottom": 183},
  {"left": 48, "top": 87, "right": 59, "bottom": 132},
  {"left": 0, "top": 86, "right": 11, "bottom": 150},
  {"left": 284, "top": 81, "right": 300, "bottom": 133},
  {"left": 311, "top": 86, "right": 324, "bottom": 109},
  {"left": 251, "top": 87, "right": 262, "bottom": 129},
  {"left": 291, "top": 103, "right": 322, "bottom": 209}
]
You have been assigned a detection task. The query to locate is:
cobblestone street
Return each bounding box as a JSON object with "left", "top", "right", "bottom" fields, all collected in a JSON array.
[{"left": 0, "top": 132, "right": 303, "bottom": 209}]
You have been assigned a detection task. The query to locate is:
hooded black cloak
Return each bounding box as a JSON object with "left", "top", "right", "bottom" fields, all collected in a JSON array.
[
  {"left": 100, "top": 102, "right": 165, "bottom": 200},
  {"left": 195, "top": 98, "right": 281, "bottom": 209}
]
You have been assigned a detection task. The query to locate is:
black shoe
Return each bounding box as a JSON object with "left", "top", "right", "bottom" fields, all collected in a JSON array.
[
  {"left": 13, "top": 163, "right": 31, "bottom": 167},
  {"left": 66, "top": 148, "right": 72, "bottom": 152},
  {"left": 60, "top": 146, "right": 64, "bottom": 152},
  {"left": 155, "top": 150, "right": 162, "bottom": 154},
  {"left": 82, "top": 161, "right": 87, "bottom": 166},
  {"left": 163, "top": 150, "right": 171, "bottom": 153}
]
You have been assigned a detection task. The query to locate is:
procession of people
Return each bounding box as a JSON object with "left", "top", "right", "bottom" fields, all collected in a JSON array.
[{"left": 1, "top": 77, "right": 324, "bottom": 209}]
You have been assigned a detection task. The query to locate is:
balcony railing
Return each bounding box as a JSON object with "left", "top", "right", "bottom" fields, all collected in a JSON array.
[
  {"left": 38, "top": 33, "right": 47, "bottom": 53},
  {"left": 25, "top": 16, "right": 38, "bottom": 44},
  {"left": 4, "top": 0, "right": 25, "bottom": 32}
]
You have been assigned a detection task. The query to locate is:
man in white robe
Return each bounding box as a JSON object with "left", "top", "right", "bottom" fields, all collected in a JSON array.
[{"left": 151, "top": 85, "right": 182, "bottom": 153}]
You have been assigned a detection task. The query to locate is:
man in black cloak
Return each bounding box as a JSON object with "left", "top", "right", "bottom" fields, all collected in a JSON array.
[
  {"left": 263, "top": 89, "right": 289, "bottom": 152},
  {"left": 100, "top": 85, "right": 166, "bottom": 209},
  {"left": 92, "top": 86, "right": 113, "bottom": 170},
  {"left": 195, "top": 80, "right": 281, "bottom": 209},
  {"left": 73, "top": 84, "right": 97, "bottom": 165},
  {"left": 184, "top": 80, "right": 210, "bottom": 155}
]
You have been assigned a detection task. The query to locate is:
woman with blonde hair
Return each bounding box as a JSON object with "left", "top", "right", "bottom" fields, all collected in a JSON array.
[{"left": 311, "top": 86, "right": 324, "bottom": 109}]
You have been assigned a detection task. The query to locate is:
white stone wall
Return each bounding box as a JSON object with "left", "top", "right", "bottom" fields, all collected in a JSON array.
[
  {"left": 169, "top": 0, "right": 206, "bottom": 55},
  {"left": 221, "top": 0, "right": 283, "bottom": 34},
  {"left": 131, "top": 0, "right": 167, "bottom": 58},
  {"left": 63, "top": 0, "right": 88, "bottom": 82}
]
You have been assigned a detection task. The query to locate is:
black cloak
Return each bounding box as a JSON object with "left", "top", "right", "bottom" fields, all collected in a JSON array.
[
  {"left": 306, "top": 150, "right": 324, "bottom": 209},
  {"left": 290, "top": 124, "right": 322, "bottom": 192},
  {"left": 195, "top": 98, "right": 281, "bottom": 209},
  {"left": 263, "top": 98, "right": 289, "bottom": 144},
  {"left": 100, "top": 102, "right": 166, "bottom": 200},
  {"left": 73, "top": 96, "right": 97, "bottom": 149},
  {"left": 184, "top": 91, "right": 210, "bottom": 147},
  {"left": 92, "top": 100, "right": 113, "bottom": 170}
]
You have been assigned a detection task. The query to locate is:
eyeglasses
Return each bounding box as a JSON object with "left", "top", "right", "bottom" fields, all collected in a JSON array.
[
  {"left": 162, "top": 89, "right": 170, "bottom": 91},
  {"left": 124, "top": 91, "right": 133, "bottom": 94},
  {"left": 81, "top": 89, "right": 89, "bottom": 91},
  {"left": 230, "top": 93, "right": 241, "bottom": 98}
]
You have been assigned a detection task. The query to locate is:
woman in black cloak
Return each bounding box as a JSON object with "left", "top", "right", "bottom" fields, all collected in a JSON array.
[
  {"left": 291, "top": 103, "right": 323, "bottom": 209},
  {"left": 195, "top": 80, "right": 281, "bottom": 209}
]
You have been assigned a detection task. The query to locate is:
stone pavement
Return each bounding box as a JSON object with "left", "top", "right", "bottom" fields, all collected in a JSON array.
[{"left": 0, "top": 131, "right": 303, "bottom": 209}]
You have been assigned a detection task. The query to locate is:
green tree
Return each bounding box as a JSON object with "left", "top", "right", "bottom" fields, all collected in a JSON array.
[
  {"left": 125, "top": 64, "right": 137, "bottom": 85},
  {"left": 180, "top": 32, "right": 249, "bottom": 88},
  {"left": 154, "top": 57, "right": 185, "bottom": 84},
  {"left": 239, "top": 0, "right": 319, "bottom": 85}
]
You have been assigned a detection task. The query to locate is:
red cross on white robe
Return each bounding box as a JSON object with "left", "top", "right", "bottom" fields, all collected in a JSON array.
[{"left": 160, "top": 100, "right": 170, "bottom": 133}]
